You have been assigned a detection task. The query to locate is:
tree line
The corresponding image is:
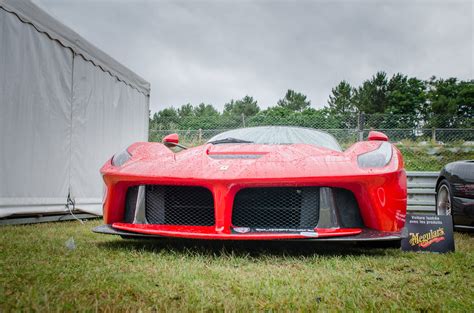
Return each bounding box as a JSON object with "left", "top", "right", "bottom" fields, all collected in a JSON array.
[{"left": 149, "top": 72, "right": 473, "bottom": 132}]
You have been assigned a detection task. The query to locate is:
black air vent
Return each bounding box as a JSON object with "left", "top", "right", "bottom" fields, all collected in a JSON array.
[
  {"left": 124, "top": 186, "right": 139, "bottom": 223},
  {"left": 145, "top": 186, "right": 215, "bottom": 226},
  {"left": 232, "top": 187, "right": 320, "bottom": 229}
]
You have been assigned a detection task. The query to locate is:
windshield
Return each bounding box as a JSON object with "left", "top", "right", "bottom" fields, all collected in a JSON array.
[{"left": 207, "top": 126, "right": 342, "bottom": 151}]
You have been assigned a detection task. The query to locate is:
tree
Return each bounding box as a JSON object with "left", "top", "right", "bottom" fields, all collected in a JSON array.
[
  {"left": 277, "top": 89, "right": 311, "bottom": 112},
  {"left": 386, "top": 74, "right": 426, "bottom": 114},
  {"left": 353, "top": 71, "right": 388, "bottom": 114},
  {"left": 223, "top": 95, "right": 260, "bottom": 117},
  {"left": 456, "top": 81, "right": 474, "bottom": 127},
  {"left": 257, "top": 106, "right": 294, "bottom": 118},
  {"left": 427, "top": 77, "right": 474, "bottom": 127},
  {"left": 149, "top": 107, "right": 179, "bottom": 130},
  {"left": 328, "top": 81, "right": 355, "bottom": 114},
  {"left": 177, "top": 103, "right": 194, "bottom": 118},
  {"left": 157, "top": 107, "right": 178, "bottom": 119},
  {"left": 385, "top": 73, "right": 427, "bottom": 128},
  {"left": 193, "top": 103, "right": 220, "bottom": 117},
  {"left": 429, "top": 78, "right": 460, "bottom": 115}
]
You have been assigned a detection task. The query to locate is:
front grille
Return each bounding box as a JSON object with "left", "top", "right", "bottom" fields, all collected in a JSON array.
[
  {"left": 232, "top": 187, "right": 320, "bottom": 229},
  {"left": 145, "top": 185, "right": 215, "bottom": 226}
]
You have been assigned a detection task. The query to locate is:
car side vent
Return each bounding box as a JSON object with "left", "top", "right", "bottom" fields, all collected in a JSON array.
[
  {"left": 333, "top": 188, "right": 364, "bottom": 228},
  {"left": 124, "top": 186, "right": 139, "bottom": 223}
]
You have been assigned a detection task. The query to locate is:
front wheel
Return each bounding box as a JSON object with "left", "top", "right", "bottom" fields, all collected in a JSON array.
[{"left": 436, "top": 180, "right": 452, "bottom": 216}]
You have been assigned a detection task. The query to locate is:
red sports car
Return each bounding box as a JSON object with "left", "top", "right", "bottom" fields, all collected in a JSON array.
[{"left": 93, "top": 126, "right": 407, "bottom": 241}]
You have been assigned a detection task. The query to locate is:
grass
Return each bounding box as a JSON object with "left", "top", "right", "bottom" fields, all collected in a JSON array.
[
  {"left": 397, "top": 144, "right": 474, "bottom": 172},
  {"left": 1, "top": 220, "right": 473, "bottom": 311}
]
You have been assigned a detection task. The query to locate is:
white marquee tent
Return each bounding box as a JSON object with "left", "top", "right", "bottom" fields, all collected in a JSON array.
[{"left": 0, "top": 0, "right": 150, "bottom": 220}]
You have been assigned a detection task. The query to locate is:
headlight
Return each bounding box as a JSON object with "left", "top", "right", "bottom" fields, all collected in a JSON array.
[
  {"left": 111, "top": 148, "right": 131, "bottom": 167},
  {"left": 357, "top": 142, "right": 392, "bottom": 168}
]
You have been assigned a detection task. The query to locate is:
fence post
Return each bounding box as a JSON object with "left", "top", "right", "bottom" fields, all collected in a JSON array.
[
  {"left": 432, "top": 128, "right": 436, "bottom": 142},
  {"left": 358, "top": 112, "right": 365, "bottom": 141},
  {"left": 198, "top": 128, "right": 202, "bottom": 142},
  {"left": 241, "top": 113, "right": 246, "bottom": 127}
]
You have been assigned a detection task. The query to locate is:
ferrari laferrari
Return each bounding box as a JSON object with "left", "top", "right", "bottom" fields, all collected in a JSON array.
[{"left": 93, "top": 126, "right": 407, "bottom": 241}]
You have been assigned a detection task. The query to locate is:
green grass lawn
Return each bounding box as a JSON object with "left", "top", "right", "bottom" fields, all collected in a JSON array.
[
  {"left": 397, "top": 144, "right": 474, "bottom": 172},
  {"left": 1, "top": 220, "right": 473, "bottom": 311}
]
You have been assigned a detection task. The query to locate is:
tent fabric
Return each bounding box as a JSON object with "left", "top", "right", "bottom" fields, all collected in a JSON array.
[
  {"left": 70, "top": 56, "right": 149, "bottom": 215},
  {"left": 0, "top": 0, "right": 150, "bottom": 96},
  {"left": 0, "top": 7, "right": 73, "bottom": 217},
  {"left": 0, "top": 3, "right": 150, "bottom": 218}
]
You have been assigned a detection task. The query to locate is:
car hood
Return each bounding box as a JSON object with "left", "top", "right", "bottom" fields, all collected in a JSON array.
[{"left": 104, "top": 143, "right": 396, "bottom": 181}]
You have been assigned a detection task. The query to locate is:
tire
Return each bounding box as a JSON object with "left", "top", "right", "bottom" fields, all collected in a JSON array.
[{"left": 436, "top": 179, "right": 452, "bottom": 216}]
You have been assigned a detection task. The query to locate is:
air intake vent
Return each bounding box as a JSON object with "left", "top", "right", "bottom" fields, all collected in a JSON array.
[
  {"left": 124, "top": 186, "right": 139, "bottom": 223},
  {"left": 232, "top": 187, "right": 320, "bottom": 229},
  {"left": 145, "top": 186, "right": 215, "bottom": 226}
]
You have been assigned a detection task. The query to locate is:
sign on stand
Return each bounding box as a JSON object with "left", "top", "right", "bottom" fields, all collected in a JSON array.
[{"left": 401, "top": 214, "right": 455, "bottom": 253}]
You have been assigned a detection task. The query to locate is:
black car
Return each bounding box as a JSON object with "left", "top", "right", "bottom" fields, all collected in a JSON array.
[{"left": 436, "top": 160, "right": 474, "bottom": 230}]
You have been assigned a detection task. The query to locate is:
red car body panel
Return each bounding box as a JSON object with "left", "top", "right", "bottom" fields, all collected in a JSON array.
[
  {"left": 98, "top": 138, "right": 407, "bottom": 240},
  {"left": 111, "top": 223, "right": 363, "bottom": 239}
]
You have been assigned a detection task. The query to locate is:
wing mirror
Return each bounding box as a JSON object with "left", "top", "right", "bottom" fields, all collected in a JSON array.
[
  {"left": 367, "top": 131, "right": 388, "bottom": 141},
  {"left": 162, "top": 133, "right": 187, "bottom": 149}
]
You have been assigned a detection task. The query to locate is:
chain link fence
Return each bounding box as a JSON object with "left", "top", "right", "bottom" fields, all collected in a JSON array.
[
  {"left": 149, "top": 113, "right": 474, "bottom": 171},
  {"left": 149, "top": 113, "right": 474, "bottom": 146}
]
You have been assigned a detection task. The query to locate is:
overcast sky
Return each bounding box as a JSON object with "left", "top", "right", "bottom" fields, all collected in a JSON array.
[{"left": 33, "top": 0, "right": 473, "bottom": 113}]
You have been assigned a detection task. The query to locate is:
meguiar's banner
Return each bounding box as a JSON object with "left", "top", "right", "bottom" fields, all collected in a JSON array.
[{"left": 401, "top": 214, "right": 455, "bottom": 253}]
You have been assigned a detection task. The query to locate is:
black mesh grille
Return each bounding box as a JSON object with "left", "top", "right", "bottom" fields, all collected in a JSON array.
[
  {"left": 145, "top": 186, "right": 215, "bottom": 226},
  {"left": 232, "top": 187, "right": 320, "bottom": 229}
]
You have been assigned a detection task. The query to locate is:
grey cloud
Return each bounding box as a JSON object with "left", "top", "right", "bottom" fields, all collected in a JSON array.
[{"left": 34, "top": 0, "right": 473, "bottom": 112}]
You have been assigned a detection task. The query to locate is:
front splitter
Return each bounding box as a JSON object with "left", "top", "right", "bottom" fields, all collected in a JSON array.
[{"left": 93, "top": 224, "right": 402, "bottom": 241}]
